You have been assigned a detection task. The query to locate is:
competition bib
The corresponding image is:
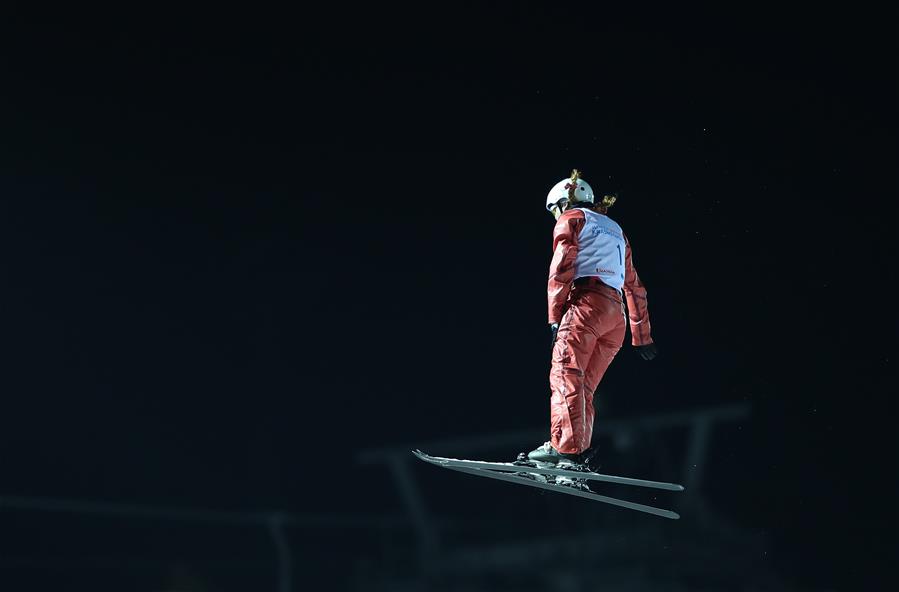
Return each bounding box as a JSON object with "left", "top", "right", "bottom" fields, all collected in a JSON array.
[{"left": 574, "top": 209, "right": 626, "bottom": 291}]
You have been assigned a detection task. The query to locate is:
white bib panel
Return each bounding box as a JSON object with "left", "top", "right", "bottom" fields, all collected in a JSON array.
[{"left": 574, "top": 209, "right": 626, "bottom": 291}]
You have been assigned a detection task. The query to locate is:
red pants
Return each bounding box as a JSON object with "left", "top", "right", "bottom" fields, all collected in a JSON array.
[{"left": 550, "top": 283, "right": 627, "bottom": 454}]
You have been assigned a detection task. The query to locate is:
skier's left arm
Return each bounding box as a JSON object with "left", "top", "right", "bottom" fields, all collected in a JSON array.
[{"left": 622, "top": 233, "right": 657, "bottom": 358}]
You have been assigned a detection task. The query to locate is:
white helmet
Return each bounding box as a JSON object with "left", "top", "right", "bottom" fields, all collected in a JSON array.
[{"left": 545, "top": 170, "right": 594, "bottom": 212}]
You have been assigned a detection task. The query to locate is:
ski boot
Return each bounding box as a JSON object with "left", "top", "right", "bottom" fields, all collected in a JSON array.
[
  {"left": 524, "top": 441, "right": 585, "bottom": 468},
  {"left": 518, "top": 442, "right": 598, "bottom": 492}
]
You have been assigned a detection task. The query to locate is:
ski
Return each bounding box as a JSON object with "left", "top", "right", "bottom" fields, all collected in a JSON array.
[
  {"left": 427, "top": 461, "right": 681, "bottom": 520},
  {"left": 412, "top": 450, "right": 684, "bottom": 492}
]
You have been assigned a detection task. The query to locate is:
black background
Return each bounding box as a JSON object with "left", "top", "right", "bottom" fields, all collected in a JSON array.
[{"left": 1, "top": 3, "right": 895, "bottom": 590}]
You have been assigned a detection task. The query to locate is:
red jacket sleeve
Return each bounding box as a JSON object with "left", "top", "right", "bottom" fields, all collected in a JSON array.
[
  {"left": 547, "top": 209, "right": 586, "bottom": 324},
  {"left": 622, "top": 232, "right": 653, "bottom": 346}
]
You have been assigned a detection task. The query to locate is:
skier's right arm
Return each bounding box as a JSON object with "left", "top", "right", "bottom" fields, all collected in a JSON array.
[{"left": 547, "top": 209, "right": 586, "bottom": 324}]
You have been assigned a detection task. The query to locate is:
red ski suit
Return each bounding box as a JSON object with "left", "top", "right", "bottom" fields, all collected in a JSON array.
[{"left": 548, "top": 207, "right": 653, "bottom": 455}]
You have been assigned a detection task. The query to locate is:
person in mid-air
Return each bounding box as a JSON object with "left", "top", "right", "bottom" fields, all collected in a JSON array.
[{"left": 526, "top": 169, "right": 658, "bottom": 469}]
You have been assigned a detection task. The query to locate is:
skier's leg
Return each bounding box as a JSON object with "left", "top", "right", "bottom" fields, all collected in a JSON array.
[
  {"left": 583, "top": 292, "right": 627, "bottom": 450},
  {"left": 582, "top": 336, "right": 622, "bottom": 449},
  {"left": 549, "top": 295, "right": 597, "bottom": 455}
]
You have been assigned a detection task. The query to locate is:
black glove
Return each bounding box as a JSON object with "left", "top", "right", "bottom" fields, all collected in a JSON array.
[
  {"left": 634, "top": 342, "right": 658, "bottom": 361},
  {"left": 549, "top": 323, "right": 559, "bottom": 352}
]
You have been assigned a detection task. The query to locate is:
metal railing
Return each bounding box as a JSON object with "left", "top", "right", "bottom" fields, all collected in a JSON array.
[{"left": 0, "top": 495, "right": 409, "bottom": 591}]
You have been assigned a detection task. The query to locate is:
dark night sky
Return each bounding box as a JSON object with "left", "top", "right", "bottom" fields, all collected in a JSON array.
[{"left": 1, "top": 3, "right": 896, "bottom": 589}]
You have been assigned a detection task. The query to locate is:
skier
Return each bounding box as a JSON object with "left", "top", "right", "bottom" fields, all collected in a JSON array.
[{"left": 527, "top": 170, "right": 658, "bottom": 468}]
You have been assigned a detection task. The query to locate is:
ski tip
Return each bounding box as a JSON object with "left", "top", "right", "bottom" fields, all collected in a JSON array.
[
  {"left": 666, "top": 511, "right": 681, "bottom": 520},
  {"left": 412, "top": 450, "right": 449, "bottom": 468}
]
